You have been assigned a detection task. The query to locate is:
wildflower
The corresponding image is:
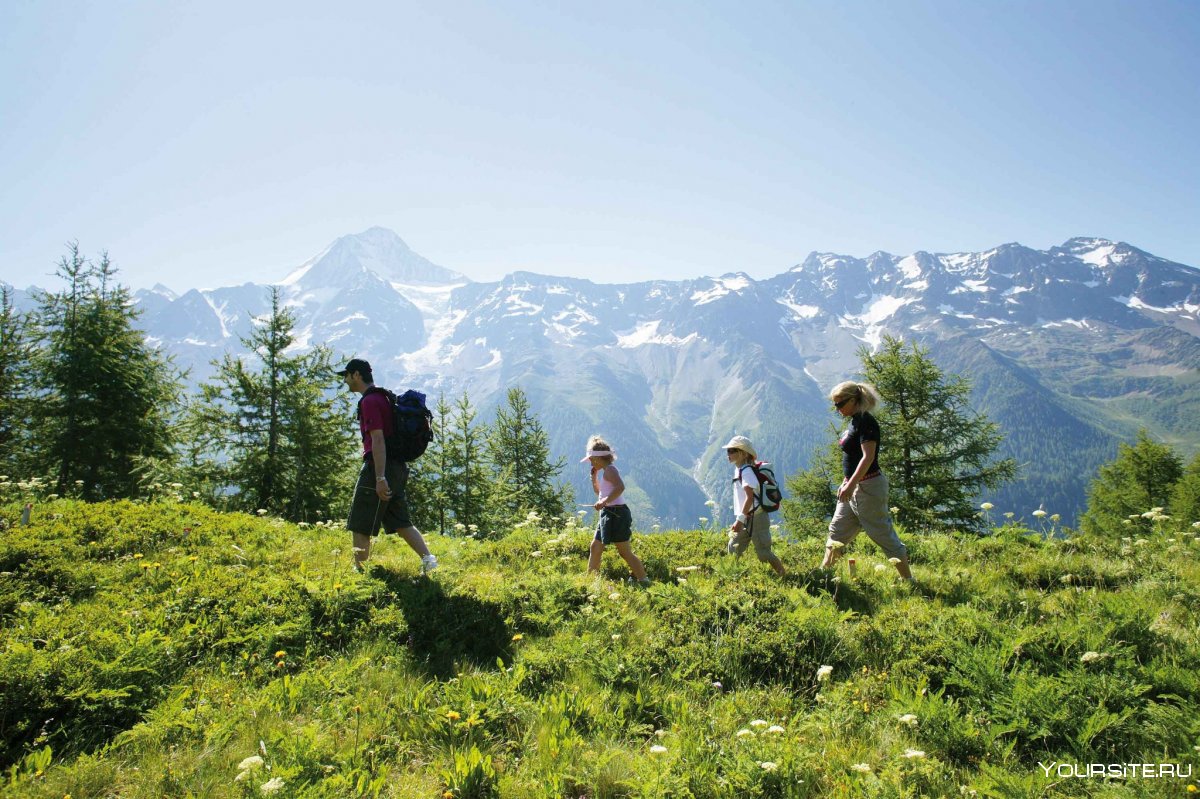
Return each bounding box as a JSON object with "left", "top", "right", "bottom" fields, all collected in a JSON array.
[
  {"left": 677, "top": 578, "right": 687, "bottom": 584},
  {"left": 705, "top": 499, "right": 717, "bottom": 508},
  {"left": 712, "top": 681, "right": 723, "bottom": 690},
  {"left": 333, "top": 582, "right": 343, "bottom": 590},
  {"left": 816, "top": 665, "right": 833, "bottom": 681},
  {"left": 980, "top": 502, "right": 993, "bottom": 511},
  {"left": 238, "top": 755, "right": 264, "bottom": 771},
  {"left": 446, "top": 710, "right": 461, "bottom": 720},
  {"left": 766, "top": 725, "right": 785, "bottom": 734},
  {"left": 1050, "top": 514, "right": 1060, "bottom": 523},
  {"left": 260, "top": 777, "right": 285, "bottom": 794},
  {"left": 902, "top": 749, "right": 926, "bottom": 759},
  {"left": 676, "top": 565, "right": 700, "bottom": 572},
  {"left": 1032, "top": 509, "right": 1047, "bottom": 518},
  {"left": 874, "top": 563, "right": 886, "bottom": 573},
  {"left": 736, "top": 729, "right": 755, "bottom": 738},
  {"left": 1059, "top": 574, "right": 1073, "bottom": 584},
  {"left": 759, "top": 761, "right": 778, "bottom": 771},
  {"left": 1186, "top": 785, "right": 1196, "bottom": 793},
  {"left": 274, "top": 650, "right": 286, "bottom": 659},
  {"left": 699, "top": 517, "right": 708, "bottom": 525},
  {"left": 511, "top": 633, "right": 523, "bottom": 642},
  {"left": 1080, "top": 651, "right": 1102, "bottom": 663},
  {"left": 193, "top": 491, "right": 201, "bottom": 498},
  {"left": 654, "top": 728, "right": 667, "bottom": 738},
  {"left": 530, "top": 551, "right": 543, "bottom": 558},
  {"left": 650, "top": 744, "right": 668, "bottom": 755},
  {"left": 888, "top": 557, "right": 901, "bottom": 565},
  {"left": 750, "top": 719, "right": 769, "bottom": 729},
  {"left": 133, "top": 553, "right": 144, "bottom": 559},
  {"left": 612, "top": 634, "right": 621, "bottom": 641},
  {"left": 170, "top": 482, "right": 183, "bottom": 489},
  {"left": 1003, "top": 512, "right": 1014, "bottom": 519},
  {"left": 889, "top": 506, "right": 899, "bottom": 515},
  {"left": 608, "top": 592, "right": 620, "bottom": 600},
  {"left": 256, "top": 509, "right": 268, "bottom": 516},
  {"left": 898, "top": 713, "right": 918, "bottom": 727},
  {"left": 1192, "top": 522, "right": 1200, "bottom": 529},
  {"left": 851, "top": 763, "right": 872, "bottom": 772}
]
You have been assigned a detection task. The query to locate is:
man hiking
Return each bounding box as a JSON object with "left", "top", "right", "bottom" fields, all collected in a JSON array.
[{"left": 338, "top": 358, "right": 439, "bottom": 574}]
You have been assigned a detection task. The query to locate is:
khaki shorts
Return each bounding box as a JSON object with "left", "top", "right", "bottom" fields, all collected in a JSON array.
[
  {"left": 827, "top": 473, "right": 907, "bottom": 560},
  {"left": 347, "top": 458, "right": 412, "bottom": 536}
]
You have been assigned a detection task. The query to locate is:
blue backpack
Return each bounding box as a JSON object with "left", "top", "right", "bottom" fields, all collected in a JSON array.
[{"left": 361, "top": 388, "right": 434, "bottom": 462}]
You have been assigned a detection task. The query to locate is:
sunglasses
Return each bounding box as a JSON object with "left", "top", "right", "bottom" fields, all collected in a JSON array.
[{"left": 834, "top": 397, "right": 853, "bottom": 409}]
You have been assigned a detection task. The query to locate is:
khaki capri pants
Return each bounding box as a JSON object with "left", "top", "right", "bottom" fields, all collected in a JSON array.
[
  {"left": 826, "top": 473, "right": 907, "bottom": 560},
  {"left": 727, "top": 508, "right": 776, "bottom": 562}
]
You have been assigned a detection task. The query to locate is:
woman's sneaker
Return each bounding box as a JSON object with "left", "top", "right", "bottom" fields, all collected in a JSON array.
[{"left": 421, "top": 554, "right": 440, "bottom": 574}]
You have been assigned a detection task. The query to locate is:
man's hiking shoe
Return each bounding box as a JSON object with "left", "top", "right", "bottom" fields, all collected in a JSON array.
[
  {"left": 636, "top": 577, "right": 651, "bottom": 588},
  {"left": 421, "top": 554, "right": 439, "bottom": 574}
]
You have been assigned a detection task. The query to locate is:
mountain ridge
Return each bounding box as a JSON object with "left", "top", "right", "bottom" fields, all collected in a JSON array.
[{"left": 6, "top": 228, "right": 1199, "bottom": 527}]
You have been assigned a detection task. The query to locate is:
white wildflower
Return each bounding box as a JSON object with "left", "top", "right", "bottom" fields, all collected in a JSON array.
[
  {"left": 816, "top": 664, "right": 834, "bottom": 681},
  {"left": 238, "top": 755, "right": 264, "bottom": 771},
  {"left": 766, "top": 724, "right": 786, "bottom": 734},
  {"left": 898, "top": 713, "right": 918, "bottom": 727},
  {"left": 736, "top": 728, "right": 755, "bottom": 738},
  {"left": 759, "top": 761, "right": 778, "bottom": 771},
  {"left": 1032, "top": 509, "right": 1047, "bottom": 518},
  {"left": 888, "top": 557, "right": 901, "bottom": 564},
  {"left": 750, "top": 719, "right": 769, "bottom": 729},
  {"left": 256, "top": 509, "right": 268, "bottom": 516},
  {"left": 1080, "top": 651, "right": 1102, "bottom": 663},
  {"left": 676, "top": 565, "right": 700, "bottom": 572},
  {"left": 260, "top": 777, "right": 285, "bottom": 794},
  {"left": 650, "top": 744, "right": 668, "bottom": 755},
  {"left": 980, "top": 502, "right": 993, "bottom": 511},
  {"left": 875, "top": 564, "right": 887, "bottom": 573},
  {"left": 851, "top": 762, "right": 872, "bottom": 772},
  {"left": 902, "top": 749, "right": 926, "bottom": 759},
  {"left": 829, "top": 540, "right": 846, "bottom": 549}
]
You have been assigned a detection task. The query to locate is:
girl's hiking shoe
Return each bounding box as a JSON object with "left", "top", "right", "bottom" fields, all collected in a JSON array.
[{"left": 421, "top": 554, "right": 440, "bottom": 574}]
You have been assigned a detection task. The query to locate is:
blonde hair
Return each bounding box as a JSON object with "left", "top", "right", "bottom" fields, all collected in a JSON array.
[
  {"left": 830, "top": 381, "right": 880, "bottom": 412},
  {"left": 586, "top": 434, "right": 615, "bottom": 464}
]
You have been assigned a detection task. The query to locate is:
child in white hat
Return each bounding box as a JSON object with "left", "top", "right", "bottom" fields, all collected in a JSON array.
[
  {"left": 583, "top": 435, "right": 649, "bottom": 585},
  {"left": 723, "top": 435, "right": 786, "bottom": 576}
]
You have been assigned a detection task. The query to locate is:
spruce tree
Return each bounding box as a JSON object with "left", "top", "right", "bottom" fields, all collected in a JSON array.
[
  {"left": 485, "top": 386, "right": 571, "bottom": 528},
  {"left": 191, "top": 287, "right": 354, "bottom": 521},
  {"left": 1080, "top": 429, "right": 1183, "bottom": 537},
  {"left": 408, "top": 392, "right": 453, "bottom": 534},
  {"left": 30, "top": 245, "right": 179, "bottom": 499},
  {"left": 1169, "top": 451, "right": 1200, "bottom": 529},
  {"left": 781, "top": 439, "right": 842, "bottom": 531},
  {"left": 442, "top": 392, "right": 492, "bottom": 535},
  {"left": 0, "top": 286, "right": 35, "bottom": 480},
  {"left": 859, "top": 335, "right": 1017, "bottom": 533}
]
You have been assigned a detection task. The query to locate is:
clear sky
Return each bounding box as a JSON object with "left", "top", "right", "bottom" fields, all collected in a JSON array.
[{"left": 2, "top": 0, "right": 1197, "bottom": 291}]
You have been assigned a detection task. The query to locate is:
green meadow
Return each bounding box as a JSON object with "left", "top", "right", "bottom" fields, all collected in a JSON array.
[{"left": 2, "top": 495, "right": 1198, "bottom": 798}]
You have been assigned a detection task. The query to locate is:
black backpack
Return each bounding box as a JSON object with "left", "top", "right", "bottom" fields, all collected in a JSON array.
[{"left": 360, "top": 387, "right": 434, "bottom": 462}]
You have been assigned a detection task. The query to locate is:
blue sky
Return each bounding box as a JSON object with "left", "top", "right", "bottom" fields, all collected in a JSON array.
[{"left": 1, "top": 0, "right": 1197, "bottom": 290}]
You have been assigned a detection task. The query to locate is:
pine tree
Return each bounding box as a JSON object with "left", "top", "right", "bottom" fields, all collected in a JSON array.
[
  {"left": 190, "top": 287, "right": 354, "bottom": 521},
  {"left": 485, "top": 386, "right": 571, "bottom": 528},
  {"left": 30, "top": 245, "right": 180, "bottom": 499},
  {"left": 1169, "top": 451, "right": 1200, "bottom": 529},
  {"left": 859, "top": 335, "right": 1017, "bottom": 533},
  {"left": 408, "top": 392, "right": 453, "bottom": 534},
  {"left": 0, "top": 286, "right": 35, "bottom": 480},
  {"left": 1080, "top": 429, "right": 1183, "bottom": 537},
  {"left": 442, "top": 392, "right": 492, "bottom": 535},
  {"left": 781, "top": 439, "right": 842, "bottom": 532}
]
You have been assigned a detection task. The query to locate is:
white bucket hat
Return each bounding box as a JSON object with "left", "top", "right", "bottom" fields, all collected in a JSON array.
[{"left": 721, "top": 435, "right": 757, "bottom": 460}]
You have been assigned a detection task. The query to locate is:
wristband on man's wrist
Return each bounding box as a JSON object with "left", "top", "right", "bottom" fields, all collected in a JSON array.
[
  {"left": 376, "top": 476, "right": 387, "bottom": 482},
  {"left": 736, "top": 513, "right": 747, "bottom": 524}
]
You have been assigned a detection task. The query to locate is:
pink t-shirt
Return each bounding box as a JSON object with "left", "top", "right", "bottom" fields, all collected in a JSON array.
[
  {"left": 597, "top": 465, "right": 626, "bottom": 506},
  {"left": 358, "top": 391, "right": 393, "bottom": 456}
]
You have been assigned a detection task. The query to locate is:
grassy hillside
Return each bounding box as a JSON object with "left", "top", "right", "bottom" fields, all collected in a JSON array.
[{"left": 1, "top": 495, "right": 1198, "bottom": 798}]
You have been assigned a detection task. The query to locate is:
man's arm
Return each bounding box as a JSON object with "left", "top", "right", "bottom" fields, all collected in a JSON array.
[{"left": 371, "top": 429, "right": 391, "bottom": 500}]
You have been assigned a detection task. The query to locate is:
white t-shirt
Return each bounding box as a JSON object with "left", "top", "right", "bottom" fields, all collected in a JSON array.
[{"left": 732, "top": 464, "right": 760, "bottom": 517}]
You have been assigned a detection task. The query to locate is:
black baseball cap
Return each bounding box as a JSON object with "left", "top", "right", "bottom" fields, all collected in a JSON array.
[{"left": 335, "top": 358, "right": 371, "bottom": 377}]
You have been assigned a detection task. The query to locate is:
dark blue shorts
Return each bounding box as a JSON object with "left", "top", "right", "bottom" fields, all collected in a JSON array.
[{"left": 594, "top": 505, "right": 633, "bottom": 544}]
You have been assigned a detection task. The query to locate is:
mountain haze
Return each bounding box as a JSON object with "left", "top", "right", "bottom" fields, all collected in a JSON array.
[{"left": 9, "top": 229, "right": 1199, "bottom": 527}]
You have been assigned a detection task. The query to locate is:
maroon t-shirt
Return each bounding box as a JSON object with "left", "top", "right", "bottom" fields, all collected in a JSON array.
[{"left": 358, "top": 390, "right": 394, "bottom": 456}]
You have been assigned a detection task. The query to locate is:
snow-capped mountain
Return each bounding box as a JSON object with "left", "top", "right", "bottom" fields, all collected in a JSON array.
[{"left": 10, "top": 229, "right": 1199, "bottom": 527}]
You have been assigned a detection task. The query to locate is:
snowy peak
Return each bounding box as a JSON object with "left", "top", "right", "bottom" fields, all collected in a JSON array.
[{"left": 282, "top": 227, "right": 466, "bottom": 289}]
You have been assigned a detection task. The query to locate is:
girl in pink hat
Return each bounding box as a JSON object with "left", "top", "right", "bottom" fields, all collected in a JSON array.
[{"left": 583, "top": 435, "right": 649, "bottom": 585}]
